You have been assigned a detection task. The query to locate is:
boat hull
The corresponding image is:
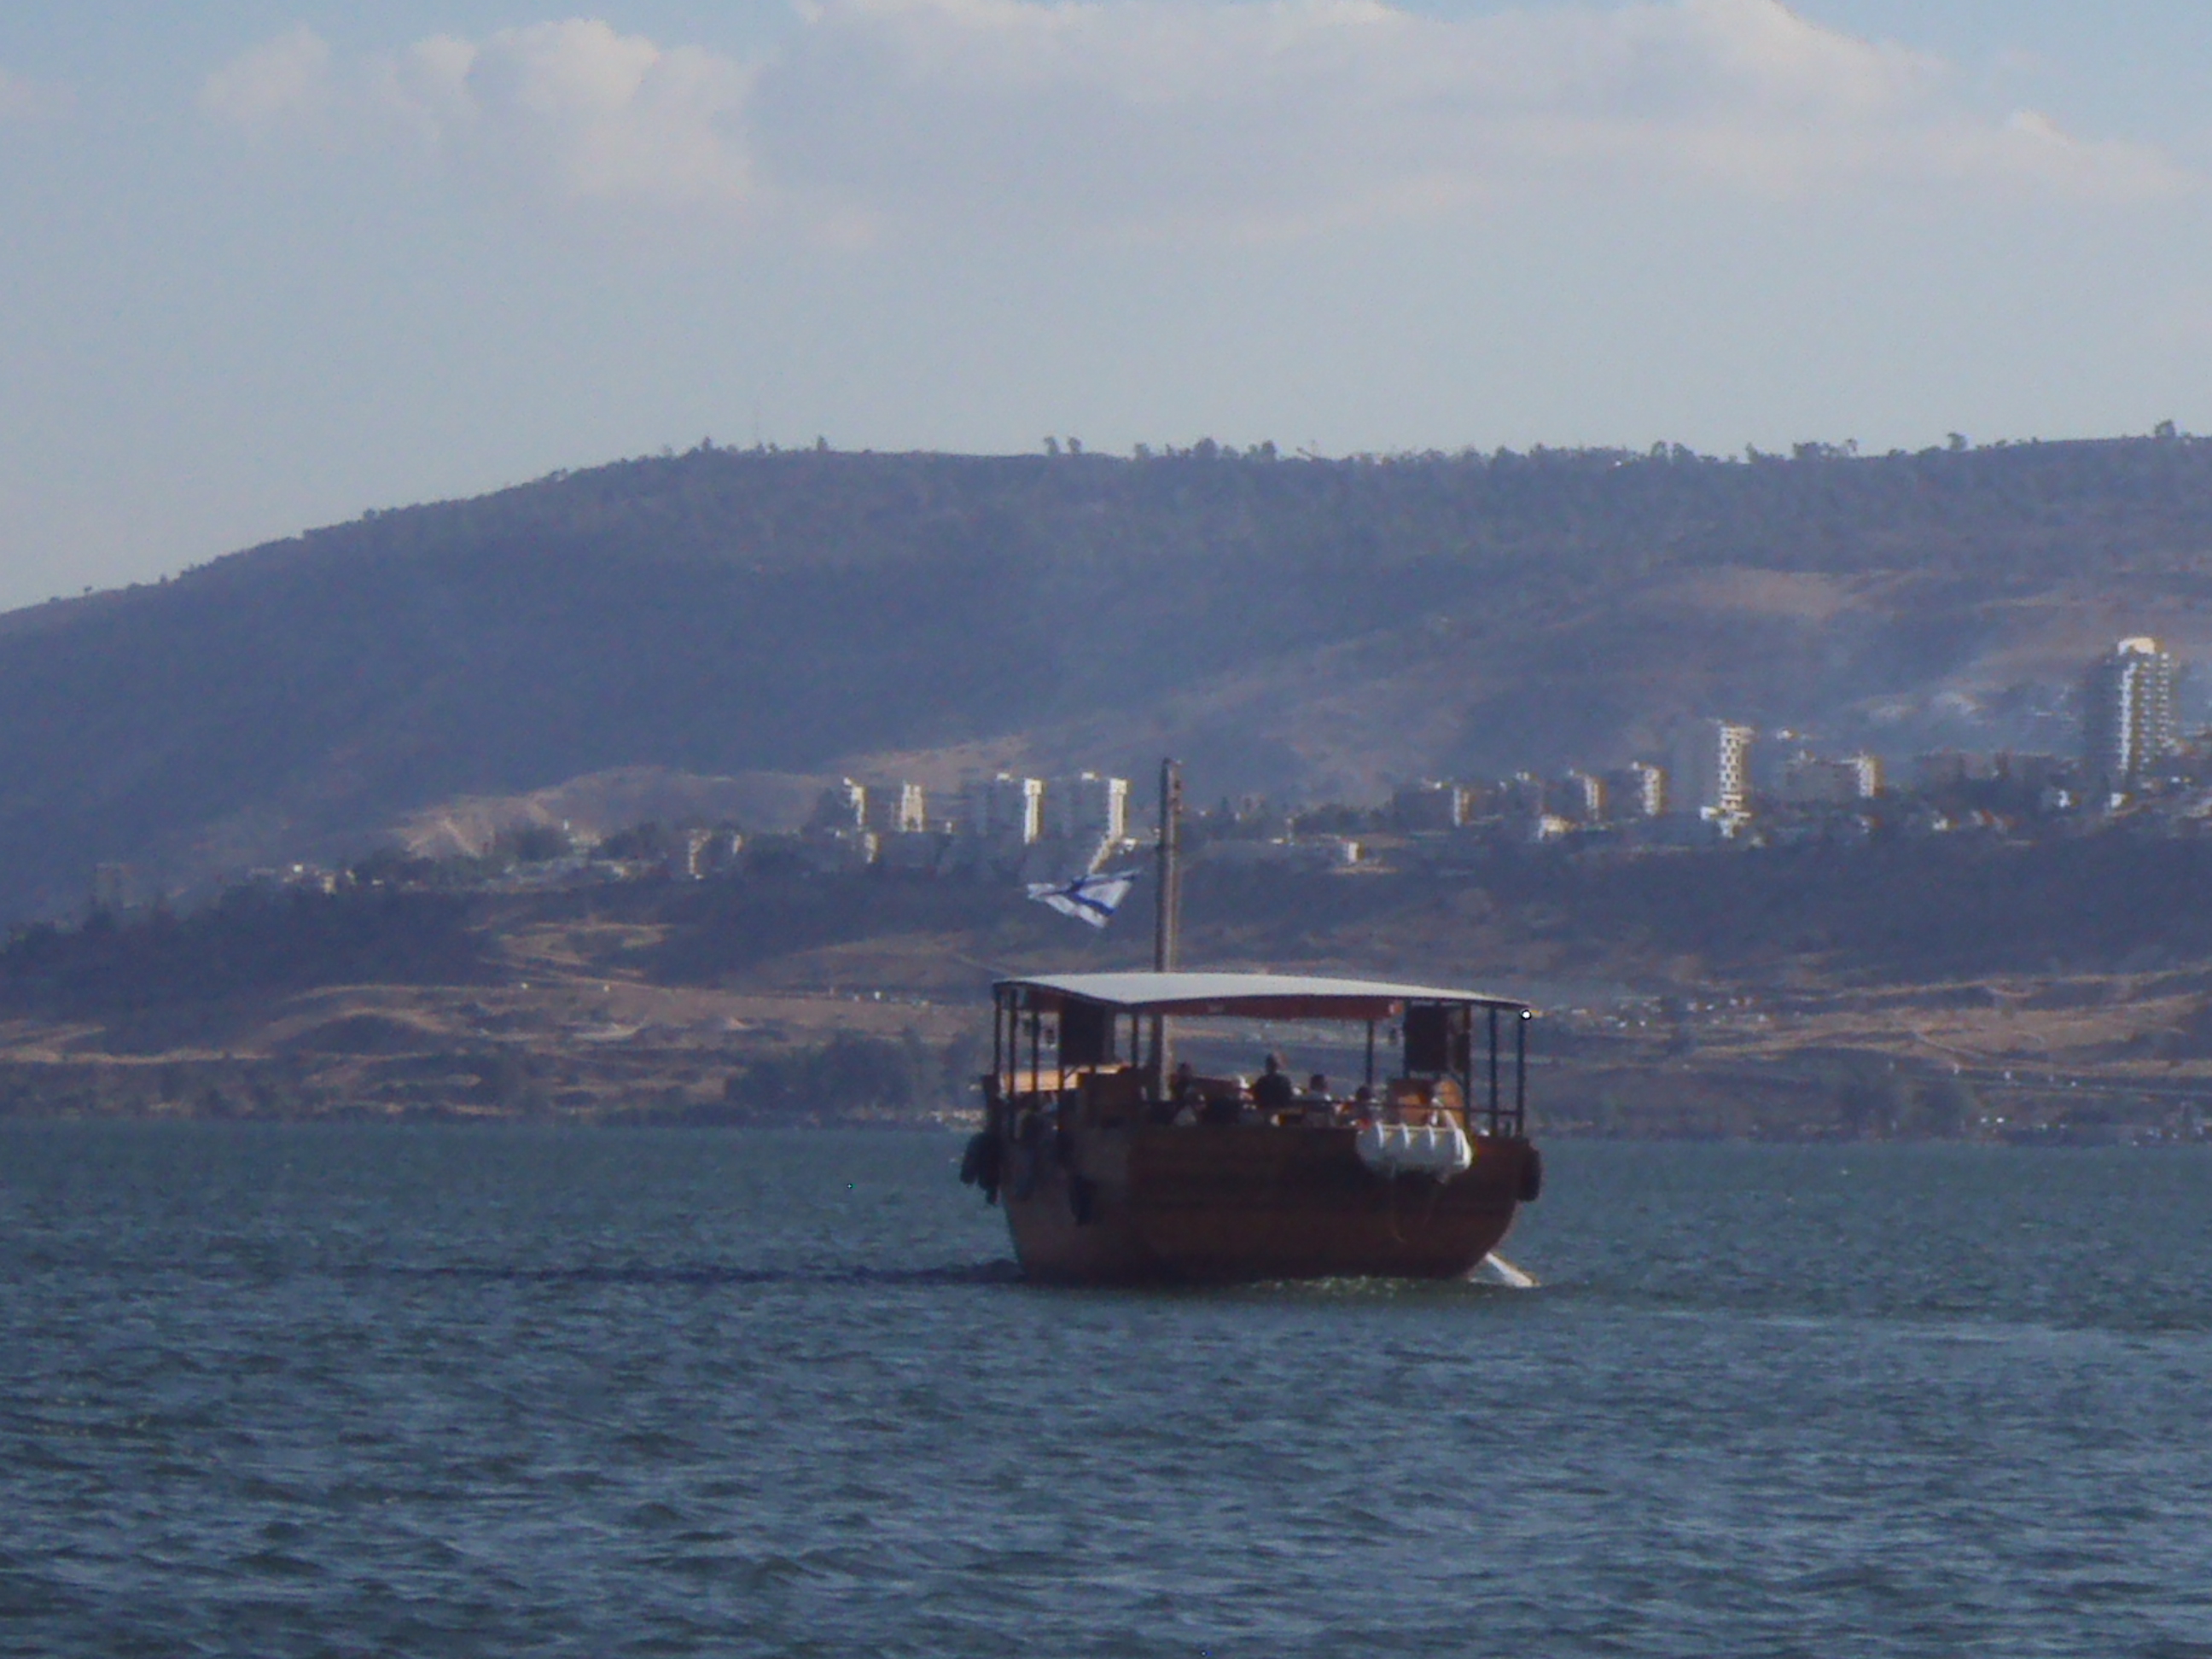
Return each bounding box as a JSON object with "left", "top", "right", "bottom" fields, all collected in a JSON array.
[{"left": 998, "top": 1124, "right": 1534, "bottom": 1285}]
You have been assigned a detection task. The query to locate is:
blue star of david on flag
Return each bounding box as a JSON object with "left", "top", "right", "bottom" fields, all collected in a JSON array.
[{"left": 1025, "top": 869, "right": 1139, "bottom": 928}]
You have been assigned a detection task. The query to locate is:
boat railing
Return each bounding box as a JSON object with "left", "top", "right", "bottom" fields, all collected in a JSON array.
[
  {"left": 987, "top": 985, "right": 1532, "bottom": 1140},
  {"left": 985, "top": 1072, "right": 1525, "bottom": 1140}
]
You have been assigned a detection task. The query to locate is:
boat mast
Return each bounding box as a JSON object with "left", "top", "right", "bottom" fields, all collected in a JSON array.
[
  {"left": 1154, "top": 756, "right": 1182, "bottom": 973},
  {"left": 1149, "top": 758, "right": 1182, "bottom": 1090}
]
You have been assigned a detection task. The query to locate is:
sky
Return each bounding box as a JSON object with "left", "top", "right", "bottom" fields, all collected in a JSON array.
[{"left": 5, "top": 2, "right": 2212, "bottom": 609}]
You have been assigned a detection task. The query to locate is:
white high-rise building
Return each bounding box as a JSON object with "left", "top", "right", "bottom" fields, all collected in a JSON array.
[
  {"left": 1047, "top": 772, "right": 1128, "bottom": 841},
  {"left": 961, "top": 774, "right": 1045, "bottom": 843},
  {"left": 1604, "top": 760, "right": 1668, "bottom": 819},
  {"left": 1562, "top": 771, "right": 1606, "bottom": 822},
  {"left": 864, "top": 782, "right": 928, "bottom": 835},
  {"left": 1671, "top": 719, "right": 1755, "bottom": 818},
  {"left": 1388, "top": 780, "right": 1467, "bottom": 830},
  {"left": 2082, "top": 637, "right": 2178, "bottom": 787}
]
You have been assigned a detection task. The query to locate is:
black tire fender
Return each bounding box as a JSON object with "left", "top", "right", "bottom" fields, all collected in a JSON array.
[
  {"left": 1517, "top": 1144, "right": 1544, "bottom": 1203},
  {"left": 959, "top": 1130, "right": 1003, "bottom": 1203}
]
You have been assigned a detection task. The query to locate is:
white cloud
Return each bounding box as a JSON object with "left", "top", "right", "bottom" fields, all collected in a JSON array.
[
  {"left": 198, "top": 26, "right": 333, "bottom": 132},
  {"left": 201, "top": 20, "right": 754, "bottom": 204},
  {"left": 0, "top": 66, "right": 73, "bottom": 123},
  {"left": 199, "top": 2, "right": 2187, "bottom": 231},
  {"left": 764, "top": 0, "right": 2186, "bottom": 231},
  {"left": 373, "top": 21, "right": 756, "bottom": 203}
]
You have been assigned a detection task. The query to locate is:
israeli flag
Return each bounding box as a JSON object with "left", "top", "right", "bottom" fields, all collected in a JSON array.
[{"left": 1026, "top": 870, "right": 1138, "bottom": 929}]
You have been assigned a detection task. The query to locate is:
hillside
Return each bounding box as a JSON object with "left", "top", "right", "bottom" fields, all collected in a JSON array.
[
  {"left": 6, "top": 841, "right": 2212, "bottom": 1141},
  {"left": 8, "top": 435, "right": 2212, "bottom": 918}
]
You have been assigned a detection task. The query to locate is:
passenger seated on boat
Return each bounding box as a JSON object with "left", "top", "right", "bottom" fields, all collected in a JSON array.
[
  {"left": 1350, "top": 1085, "right": 1377, "bottom": 1124},
  {"left": 1150, "top": 1061, "right": 1198, "bottom": 1126},
  {"left": 1295, "top": 1074, "right": 1334, "bottom": 1121},
  {"left": 1251, "top": 1054, "right": 1295, "bottom": 1115},
  {"left": 1200, "top": 1086, "right": 1243, "bottom": 1126},
  {"left": 1429, "top": 1076, "right": 1466, "bottom": 1129}
]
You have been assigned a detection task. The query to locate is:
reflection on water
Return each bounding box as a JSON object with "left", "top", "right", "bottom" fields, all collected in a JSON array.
[{"left": 3, "top": 1126, "right": 2209, "bottom": 1656}]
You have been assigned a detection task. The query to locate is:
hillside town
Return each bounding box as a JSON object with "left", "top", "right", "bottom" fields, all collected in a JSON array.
[
  {"left": 49, "top": 631, "right": 2185, "bottom": 921},
  {"left": 206, "top": 633, "right": 2204, "bottom": 903}
]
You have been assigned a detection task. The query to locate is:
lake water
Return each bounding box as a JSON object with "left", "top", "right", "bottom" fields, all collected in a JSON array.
[{"left": 3, "top": 1126, "right": 2209, "bottom": 1656}]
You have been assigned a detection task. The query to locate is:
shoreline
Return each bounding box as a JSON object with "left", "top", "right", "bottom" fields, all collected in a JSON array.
[{"left": 0, "top": 1107, "right": 2196, "bottom": 1147}]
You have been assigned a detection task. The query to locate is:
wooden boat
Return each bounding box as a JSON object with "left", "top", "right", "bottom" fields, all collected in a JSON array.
[
  {"left": 959, "top": 761, "right": 1540, "bottom": 1284},
  {"left": 961, "top": 971, "right": 1542, "bottom": 1284}
]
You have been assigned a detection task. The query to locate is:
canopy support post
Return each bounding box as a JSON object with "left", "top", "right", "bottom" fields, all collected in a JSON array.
[
  {"left": 1462, "top": 1007, "right": 1476, "bottom": 1137},
  {"left": 1515, "top": 1009, "right": 1528, "bottom": 1137},
  {"left": 1487, "top": 1004, "right": 1501, "bottom": 1135},
  {"left": 992, "top": 990, "right": 1004, "bottom": 1105}
]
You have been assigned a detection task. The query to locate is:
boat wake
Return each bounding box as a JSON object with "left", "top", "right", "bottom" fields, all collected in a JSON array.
[{"left": 1470, "top": 1252, "right": 1540, "bottom": 1289}]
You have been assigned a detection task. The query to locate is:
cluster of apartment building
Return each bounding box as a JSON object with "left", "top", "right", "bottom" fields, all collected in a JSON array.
[
  {"left": 1384, "top": 719, "right": 1884, "bottom": 846},
  {"left": 230, "top": 637, "right": 2205, "bottom": 913},
  {"left": 1377, "top": 637, "right": 2193, "bottom": 851},
  {"left": 801, "top": 771, "right": 1136, "bottom": 878},
  {"left": 618, "top": 638, "right": 2185, "bottom": 892}
]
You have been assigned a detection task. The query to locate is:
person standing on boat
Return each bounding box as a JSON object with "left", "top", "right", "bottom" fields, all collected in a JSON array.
[
  {"left": 1252, "top": 1053, "right": 1295, "bottom": 1116},
  {"left": 1155, "top": 1061, "right": 1199, "bottom": 1126}
]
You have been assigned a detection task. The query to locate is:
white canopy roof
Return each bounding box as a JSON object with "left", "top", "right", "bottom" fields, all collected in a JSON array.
[{"left": 998, "top": 970, "right": 1529, "bottom": 1018}]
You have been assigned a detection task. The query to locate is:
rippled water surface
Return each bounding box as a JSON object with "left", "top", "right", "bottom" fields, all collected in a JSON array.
[{"left": 3, "top": 1126, "right": 2210, "bottom": 1656}]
